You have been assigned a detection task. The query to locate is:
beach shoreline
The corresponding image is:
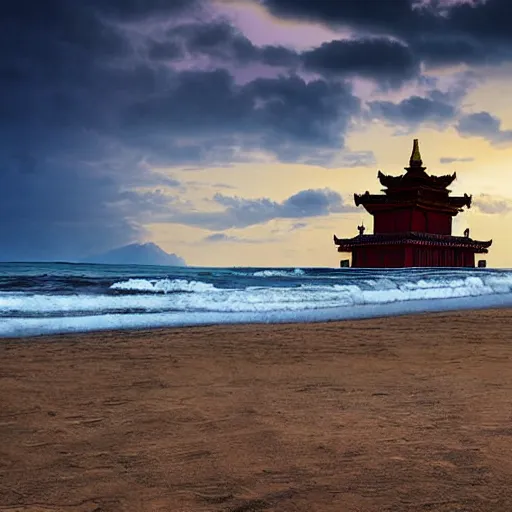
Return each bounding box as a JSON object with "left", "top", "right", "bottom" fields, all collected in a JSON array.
[
  {"left": 2, "top": 309, "right": 512, "bottom": 511},
  {"left": 4, "top": 293, "right": 512, "bottom": 340},
  {"left": 4, "top": 263, "right": 512, "bottom": 339}
]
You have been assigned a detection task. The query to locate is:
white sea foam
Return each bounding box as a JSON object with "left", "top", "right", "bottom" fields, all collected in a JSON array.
[
  {"left": 110, "top": 278, "right": 217, "bottom": 293},
  {"left": 2, "top": 292, "right": 512, "bottom": 338},
  {"left": 3, "top": 272, "right": 512, "bottom": 337},
  {"left": 0, "top": 293, "right": 172, "bottom": 313},
  {"left": 253, "top": 268, "right": 306, "bottom": 277},
  {"left": 1, "top": 274, "right": 512, "bottom": 315}
]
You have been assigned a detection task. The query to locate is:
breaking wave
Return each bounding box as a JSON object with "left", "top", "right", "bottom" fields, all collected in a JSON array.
[
  {"left": 252, "top": 268, "right": 306, "bottom": 278},
  {"left": 110, "top": 278, "right": 217, "bottom": 294},
  {"left": 2, "top": 263, "right": 512, "bottom": 337}
]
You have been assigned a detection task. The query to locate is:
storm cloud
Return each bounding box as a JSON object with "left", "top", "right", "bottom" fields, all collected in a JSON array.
[
  {"left": 155, "top": 20, "right": 299, "bottom": 68},
  {"left": 261, "top": 0, "right": 512, "bottom": 68},
  {"left": 0, "top": 0, "right": 362, "bottom": 260},
  {"left": 150, "top": 21, "right": 422, "bottom": 86},
  {"left": 368, "top": 96, "right": 456, "bottom": 128},
  {"left": 169, "top": 189, "right": 356, "bottom": 230},
  {"left": 456, "top": 112, "right": 512, "bottom": 145},
  {"left": 302, "top": 38, "right": 419, "bottom": 87},
  {"left": 1, "top": 0, "right": 509, "bottom": 261}
]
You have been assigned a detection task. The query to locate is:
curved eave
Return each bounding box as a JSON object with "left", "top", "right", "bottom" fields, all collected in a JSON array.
[
  {"left": 429, "top": 172, "right": 457, "bottom": 189},
  {"left": 448, "top": 194, "right": 472, "bottom": 209},
  {"left": 334, "top": 234, "right": 492, "bottom": 253},
  {"left": 377, "top": 170, "right": 404, "bottom": 188},
  {"left": 376, "top": 170, "right": 457, "bottom": 190}
]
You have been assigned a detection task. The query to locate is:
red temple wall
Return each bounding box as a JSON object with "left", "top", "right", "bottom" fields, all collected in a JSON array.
[
  {"left": 374, "top": 209, "right": 452, "bottom": 235},
  {"left": 425, "top": 211, "right": 452, "bottom": 235},
  {"left": 373, "top": 210, "right": 412, "bottom": 234},
  {"left": 352, "top": 246, "right": 476, "bottom": 268},
  {"left": 411, "top": 210, "right": 427, "bottom": 232},
  {"left": 352, "top": 246, "right": 405, "bottom": 267},
  {"left": 373, "top": 212, "right": 392, "bottom": 233},
  {"left": 410, "top": 248, "right": 474, "bottom": 267}
]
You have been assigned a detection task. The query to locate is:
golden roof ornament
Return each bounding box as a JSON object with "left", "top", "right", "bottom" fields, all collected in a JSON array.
[{"left": 409, "top": 138, "right": 423, "bottom": 167}]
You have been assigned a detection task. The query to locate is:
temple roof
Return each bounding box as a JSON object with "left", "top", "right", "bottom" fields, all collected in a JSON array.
[
  {"left": 377, "top": 139, "right": 457, "bottom": 190},
  {"left": 377, "top": 170, "right": 457, "bottom": 190},
  {"left": 333, "top": 232, "right": 492, "bottom": 253},
  {"left": 354, "top": 191, "right": 472, "bottom": 211}
]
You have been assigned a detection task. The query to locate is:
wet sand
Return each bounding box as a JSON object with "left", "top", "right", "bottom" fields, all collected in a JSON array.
[{"left": 1, "top": 309, "right": 512, "bottom": 512}]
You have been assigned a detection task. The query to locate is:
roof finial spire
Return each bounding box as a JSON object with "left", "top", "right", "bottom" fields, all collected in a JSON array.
[{"left": 409, "top": 138, "right": 423, "bottom": 167}]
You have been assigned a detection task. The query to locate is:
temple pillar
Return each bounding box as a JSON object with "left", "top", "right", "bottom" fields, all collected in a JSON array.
[{"left": 404, "top": 246, "right": 414, "bottom": 267}]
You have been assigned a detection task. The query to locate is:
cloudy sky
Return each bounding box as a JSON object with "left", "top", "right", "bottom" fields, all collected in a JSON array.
[{"left": 3, "top": 0, "right": 512, "bottom": 267}]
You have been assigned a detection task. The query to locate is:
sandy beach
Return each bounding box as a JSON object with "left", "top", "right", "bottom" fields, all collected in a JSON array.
[{"left": 1, "top": 309, "right": 512, "bottom": 512}]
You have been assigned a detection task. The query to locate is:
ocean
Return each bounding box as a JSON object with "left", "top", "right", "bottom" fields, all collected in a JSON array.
[{"left": 2, "top": 262, "right": 512, "bottom": 337}]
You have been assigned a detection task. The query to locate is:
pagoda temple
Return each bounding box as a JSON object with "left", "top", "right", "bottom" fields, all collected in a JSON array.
[{"left": 334, "top": 139, "right": 492, "bottom": 268}]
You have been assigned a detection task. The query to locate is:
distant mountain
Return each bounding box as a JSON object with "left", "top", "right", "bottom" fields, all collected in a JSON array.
[{"left": 82, "top": 242, "right": 186, "bottom": 267}]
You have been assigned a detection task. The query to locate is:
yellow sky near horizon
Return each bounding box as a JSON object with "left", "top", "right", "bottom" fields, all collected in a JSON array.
[{"left": 148, "top": 75, "right": 512, "bottom": 269}]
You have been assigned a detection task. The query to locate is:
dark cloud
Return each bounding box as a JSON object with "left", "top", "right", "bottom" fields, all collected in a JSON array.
[
  {"left": 261, "top": 46, "right": 300, "bottom": 67},
  {"left": 368, "top": 95, "right": 456, "bottom": 127},
  {"left": 148, "top": 41, "right": 184, "bottom": 60},
  {"left": 169, "top": 189, "right": 356, "bottom": 230},
  {"left": 242, "top": 76, "right": 360, "bottom": 159},
  {"left": 364, "top": 70, "right": 478, "bottom": 134},
  {"left": 1, "top": 1, "right": 208, "bottom": 261},
  {"left": 473, "top": 194, "right": 512, "bottom": 214},
  {"left": 156, "top": 21, "right": 420, "bottom": 86},
  {"left": 0, "top": 0, "right": 363, "bottom": 260},
  {"left": 260, "top": 0, "right": 417, "bottom": 34},
  {"left": 261, "top": 0, "right": 512, "bottom": 68},
  {"left": 97, "top": 0, "right": 203, "bottom": 20},
  {"left": 171, "top": 21, "right": 260, "bottom": 62},
  {"left": 152, "top": 20, "right": 299, "bottom": 68},
  {"left": 122, "top": 70, "right": 360, "bottom": 163},
  {"left": 439, "top": 157, "right": 474, "bottom": 164},
  {"left": 0, "top": 164, "right": 146, "bottom": 262},
  {"left": 439, "top": 0, "right": 512, "bottom": 42},
  {"left": 414, "top": 37, "right": 492, "bottom": 68},
  {"left": 302, "top": 38, "right": 419, "bottom": 87},
  {"left": 2, "top": 0, "right": 506, "bottom": 261},
  {"left": 456, "top": 112, "right": 512, "bottom": 145}
]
